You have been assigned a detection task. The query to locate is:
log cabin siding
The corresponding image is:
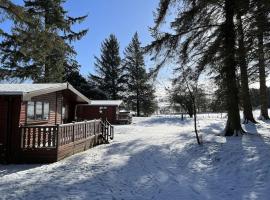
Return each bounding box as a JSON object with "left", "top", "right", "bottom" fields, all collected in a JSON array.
[
  {"left": 0, "top": 97, "right": 8, "bottom": 148},
  {"left": 76, "top": 105, "right": 117, "bottom": 124},
  {"left": 56, "top": 91, "right": 63, "bottom": 124},
  {"left": 19, "top": 101, "right": 26, "bottom": 125},
  {"left": 0, "top": 84, "right": 101, "bottom": 164},
  {"left": 9, "top": 96, "right": 23, "bottom": 162},
  {"left": 20, "top": 91, "right": 63, "bottom": 125}
]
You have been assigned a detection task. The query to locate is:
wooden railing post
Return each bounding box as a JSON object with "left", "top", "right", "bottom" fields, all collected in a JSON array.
[
  {"left": 72, "top": 122, "right": 75, "bottom": 142},
  {"left": 20, "top": 127, "right": 24, "bottom": 148},
  {"left": 56, "top": 124, "right": 60, "bottom": 148},
  {"left": 84, "top": 121, "right": 87, "bottom": 139},
  {"left": 106, "top": 121, "right": 109, "bottom": 142},
  {"left": 94, "top": 120, "right": 96, "bottom": 135}
]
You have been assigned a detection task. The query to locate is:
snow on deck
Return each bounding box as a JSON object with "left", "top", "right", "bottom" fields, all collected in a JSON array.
[{"left": 1, "top": 114, "right": 270, "bottom": 199}]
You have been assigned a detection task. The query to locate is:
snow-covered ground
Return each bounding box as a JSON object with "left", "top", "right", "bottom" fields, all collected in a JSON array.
[{"left": 1, "top": 113, "right": 270, "bottom": 200}]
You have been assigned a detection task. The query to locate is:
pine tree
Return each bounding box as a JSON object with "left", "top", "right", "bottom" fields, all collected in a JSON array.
[
  {"left": 222, "top": 0, "right": 243, "bottom": 135},
  {"left": 0, "top": 0, "right": 29, "bottom": 25},
  {"left": 236, "top": 13, "right": 256, "bottom": 123},
  {"left": 0, "top": 0, "right": 37, "bottom": 81},
  {"left": 141, "top": 84, "right": 157, "bottom": 116},
  {"left": 239, "top": 0, "right": 270, "bottom": 120},
  {"left": 0, "top": 0, "right": 88, "bottom": 82},
  {"left": 89, "top": 34, "right": 125, "bottom": 100},
  {"left": 123, "top": 33, "right": 156, "bottom": 116},
  {"left": 147, "top": 0, "right": 246, "bottom": 136},
  {"left": 253, "top": 0, "right": 270, "bottom": 119}
]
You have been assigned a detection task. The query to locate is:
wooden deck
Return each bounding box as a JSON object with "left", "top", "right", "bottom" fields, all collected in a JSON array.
[{"left": 17, "top": 120, "right": 114, "bottom": 163}]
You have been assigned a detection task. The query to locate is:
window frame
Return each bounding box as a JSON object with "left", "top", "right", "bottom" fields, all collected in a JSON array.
[{"left": 26, "top": 101, "right": 50, "bottom": 123}]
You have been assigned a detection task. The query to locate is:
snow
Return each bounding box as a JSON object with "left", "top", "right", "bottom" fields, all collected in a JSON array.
[
  {"left": 0, "top": 83, "right": 90, "bottom": 103},
  {"left": 1, "top": 112, "right": 270, "bottom": 199},
  {"left": 89, "top": 100, "right": 123, "bottom": 106},
  {"left": 0, "top": 83, "right": 67, "bottom": 94}
]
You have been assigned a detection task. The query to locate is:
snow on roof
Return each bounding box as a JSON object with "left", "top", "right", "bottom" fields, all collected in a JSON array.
[
  {"left": 0, "top": 83, "right": 66, "bottom": 94},
  {"left": 90, "top": 100, "right": 123, "bottom": 106},
  {"left": 0, "top": 83, "right": 90, "bottom": 103}
]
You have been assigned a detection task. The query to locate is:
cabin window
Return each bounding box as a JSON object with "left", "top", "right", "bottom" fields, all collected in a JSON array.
[
  {"left": 27, "top": 101, "right": 50, "bottom": 122},
  {"left": 27, "top": 102, "right": 35, "bottom": 120},
  {"left": 44, "top": 102, "right": 49, "bottom": 120},
  {"left": 35, "top": 102, "right": 43, "bottom": 120},
  {"left": 62, "top": 106, "right": 66, "bottom": 121}
]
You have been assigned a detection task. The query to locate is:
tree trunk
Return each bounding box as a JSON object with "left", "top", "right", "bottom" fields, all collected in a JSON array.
[
  {"left": 223, "top": 0, "right": 244, "bottom": 136},
  {"left": 258, "top": 36, "right": 269, "bottom": 119},
  {"left": 185, "top": 103, "right": 193, "bottom": 118},
  {"left": 256, "top": 1, "right": 269, "bottom": 120},
  {"left": 193, "top": 96, "right": 201, "bottom": 145},
  {"left": 236, "top": 14, "right": 257, "bottom": 124}
]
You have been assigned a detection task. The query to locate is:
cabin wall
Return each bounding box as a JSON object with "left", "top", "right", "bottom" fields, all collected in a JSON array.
[
  {"left": 0, "top": 88, "right": 93, "bottom": 163},
  {"left": 10, "top": 96, "right": 22, "bottom": 163},
  {"left": 76, "top": 105, "right": 117, "bottom": 123},
  {"left": 0, "top": 97, "right": 8, "bottom": 149},
  {"left": 0, "top": 95, "right": 22, "bottom": 163},
  {"left": 62, "top": 98, "right": 77, "bottom": 123},
  {"left": 20, "top": 91, "right": 63, "bottom": 125}
]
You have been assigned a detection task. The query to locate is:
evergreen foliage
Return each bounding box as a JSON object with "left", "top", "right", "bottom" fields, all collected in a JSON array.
[
  {"left": 0, "top": 0, "right": 88, "bottom": 82},
  {"left": 64, "top": 70, "right": 108, "bottom": 100},
  {"left": 123, "top": 33, "right": 156, "bottom": 116},
  {"left": 89, "top": 34, "right": 125, "bottom": 100},
  {"left": 0, "top": 0, "right": 30, "bottom": 26},
  {"left": 147, "top": 0, "right": 270, "bottom": 135}
]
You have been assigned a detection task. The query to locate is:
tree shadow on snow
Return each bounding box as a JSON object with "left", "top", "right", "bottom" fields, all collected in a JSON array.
[
  {"left": 0, "top": 164, "right": 42, "bottom": 177},
  {"left": 135, "top": 116, "right": 192, "bottom": 127},
  {"left": 200, "top": 122, "right": 224, "bottom": 135},
  {"left": 2, "top": 132, "right": 270, "bottom": 199}
]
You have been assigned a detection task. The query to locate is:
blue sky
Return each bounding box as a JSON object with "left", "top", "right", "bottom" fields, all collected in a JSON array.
[
  {"left": 64, "top": 0, "right": 160, "bottom": 76},
  {"left": 2, "top": 0, "right": 160, "bottom": 76},
  {"left": 1, "top": 0, "right": 172, "bottom": 94}
]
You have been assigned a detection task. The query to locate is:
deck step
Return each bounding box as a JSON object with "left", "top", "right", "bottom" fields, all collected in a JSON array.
[{"left": 101, "top": 120, "right": 114, "bottom": 143}]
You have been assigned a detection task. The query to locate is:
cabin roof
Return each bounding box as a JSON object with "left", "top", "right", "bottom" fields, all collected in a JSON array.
[
  {"left": 0, "top": 83, "right": 90, "bottom": 103},
  {"left": 89, "top": 100, "right": 123, "bottom": 106}
]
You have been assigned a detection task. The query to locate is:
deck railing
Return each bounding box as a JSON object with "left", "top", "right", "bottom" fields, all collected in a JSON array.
[
  {"left": 19, "top": 119, "right": 113, "bottom": 149},
  {"left": 101, "top": 119, "right": 114, "bottom": 142},
  {"left": 58, "top": 120, "right": 101, "bottom": 146},
  {"left": 20, "top": 125, "right": 58, "bottom": 149}
]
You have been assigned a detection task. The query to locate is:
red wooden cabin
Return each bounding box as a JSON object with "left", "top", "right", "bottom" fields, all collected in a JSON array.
[
  {"left": 0, "top": 83, "right": 113, "bottom": 164},
  {"left": 76, "top": 100, "right": 124, "bottom": 124}
]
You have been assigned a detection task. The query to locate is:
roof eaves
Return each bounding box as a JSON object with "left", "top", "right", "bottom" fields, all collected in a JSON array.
[
  {"left": 67, "top": 83, "right": 91, "bottom": 104},
  {"left": 0, "top": 91, "right": 24, "bottom": 95},
  {"left": 22, "top": 83, "right": 67, "bottom": 101}
]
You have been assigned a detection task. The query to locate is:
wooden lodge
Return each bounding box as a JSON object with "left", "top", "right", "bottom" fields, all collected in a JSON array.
[
  {"left": 0, "top": 83, "right": 114, "bottom": 164},
  {"left": 76, "top": 100, "right": 124, "bottom": 124}
]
